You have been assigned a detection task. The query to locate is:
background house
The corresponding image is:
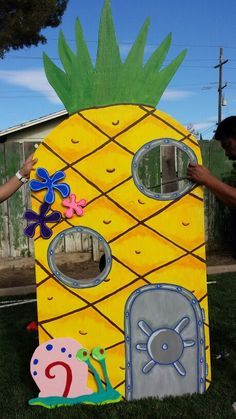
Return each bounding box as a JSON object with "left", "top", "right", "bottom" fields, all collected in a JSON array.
[{"left": 0, "top": 110, "right": 68, "bottom": 257}]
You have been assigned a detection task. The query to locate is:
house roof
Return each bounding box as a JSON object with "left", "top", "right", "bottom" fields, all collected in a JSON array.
[{"left": 0, "top": 109, "right": 68, "bottom": 142}]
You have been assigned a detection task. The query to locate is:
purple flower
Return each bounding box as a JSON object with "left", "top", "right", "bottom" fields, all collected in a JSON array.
[
  {"left": 30, "top": 168, "right": 70, "bottom": 204},
  {"left": 24, "top": 202, "right": 61, "bottom": 239}
]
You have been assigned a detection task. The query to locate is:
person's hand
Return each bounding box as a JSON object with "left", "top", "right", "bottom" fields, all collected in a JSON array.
[
  {"left": 19, "top": 153, "right": 38, "bottom": 179},
  {"left": 187, "top": 163, "right": 213, "bottom": 185}
]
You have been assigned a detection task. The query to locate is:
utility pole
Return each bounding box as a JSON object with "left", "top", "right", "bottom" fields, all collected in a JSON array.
[{"left": 214, "top": 48, "right": 228, "bottom": 125}]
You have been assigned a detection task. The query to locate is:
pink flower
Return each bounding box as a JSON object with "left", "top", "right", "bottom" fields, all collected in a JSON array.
[{"left": 62, "top": 194, "right": 87, "bottom": 218}]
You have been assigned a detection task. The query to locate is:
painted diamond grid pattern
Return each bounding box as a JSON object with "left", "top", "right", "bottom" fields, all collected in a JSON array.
[
  {"left": 32, "top": 105, "right": 210, "bottom": 391},
  {"left": 140, "top": 106, "right": 200, "bottom": 147}
]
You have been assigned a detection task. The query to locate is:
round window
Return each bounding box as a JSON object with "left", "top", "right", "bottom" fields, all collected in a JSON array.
[
  {"left": 132, "top": 138, "right": 197, "bottom": 200},
  {"left": 48, "top": 227, "right": 112, "bottom": 288}
]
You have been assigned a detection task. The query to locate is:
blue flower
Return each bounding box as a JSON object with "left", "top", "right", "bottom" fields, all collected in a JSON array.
[
  {"left": 30, "top": 168, "right": 70, "bottom": 204},
  {"left": 24, "top": 202, "right": 61, "bottom": 239}
]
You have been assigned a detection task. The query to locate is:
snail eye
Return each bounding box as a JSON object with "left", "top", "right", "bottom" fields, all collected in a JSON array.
[
  {"left": 76, "top": 348, "right": 90, "bottom": 361},
  {"left": 92, "top": 346, "right": 106, "bottom": 360}
]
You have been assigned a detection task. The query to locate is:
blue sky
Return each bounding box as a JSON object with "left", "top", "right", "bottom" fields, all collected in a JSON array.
[{"left": 0, "top": 0, "right": 236, "bottom": 139}]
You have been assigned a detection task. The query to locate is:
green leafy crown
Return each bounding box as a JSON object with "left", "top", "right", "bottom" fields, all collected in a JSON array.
[{"left": 43, "top": 0, "right": 187, "bottom": 114}]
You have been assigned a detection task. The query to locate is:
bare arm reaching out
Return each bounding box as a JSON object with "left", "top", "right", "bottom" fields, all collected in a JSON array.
[
  {"left": 187, "top": 163, "right": 236, "bottom": 207},
  {"left": 0, "top": 153, "right": 37, "bottom": 203}
]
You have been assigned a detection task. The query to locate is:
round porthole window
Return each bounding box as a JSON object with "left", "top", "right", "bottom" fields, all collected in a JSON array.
[
  {"left": 132, "top": 138, "right": 197, "bottom": 201},
  {"left": 48, "top": 227, "right": 112, "bottom": 288}
]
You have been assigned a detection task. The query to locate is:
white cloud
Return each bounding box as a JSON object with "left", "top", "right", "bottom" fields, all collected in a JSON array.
[
  {"left": 0, "top": 69, "right": 61, "bottom": 104},
  {"left": 206, "top": 116, "right": 218, "bottom": 123},
  {"left": 0, "top": 69, "right": 193, "bottom": 106},
  {"left": 189, "top": 116, "right": 217, "bottom": 132},
  {"left": 161, "top": 89, "right": 194, "bottom": 101},
  {"left": 191, "top": 122, "right": 214, "bottom": 131}
]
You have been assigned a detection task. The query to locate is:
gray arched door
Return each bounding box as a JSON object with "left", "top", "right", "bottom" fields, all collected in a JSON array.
[{"left": 125, "top": 284, "right": 206, "bottom": 400}]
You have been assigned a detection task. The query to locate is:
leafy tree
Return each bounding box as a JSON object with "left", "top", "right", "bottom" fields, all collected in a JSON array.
[{"left": 0, "top": 0, "right": 68, "bottom": 58}]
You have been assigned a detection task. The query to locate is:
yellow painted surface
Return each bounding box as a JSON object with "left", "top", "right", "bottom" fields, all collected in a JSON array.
[
  {"left": 45, "top": 113, "right": 109, "bottom": 163},
  {"left": 110, "top": 225, "right": 186, "bottom": 275},
  {"left": 74, "top": 142, "right": 132, "bottom": 192},
  {"left": 145, "top": 194, "right": 205, "bottom": 250},
  {"left": 31, "top": 104, "right": 211, "bottom": 394},
  {"left": 69, "top": 196, "right": 138, "bottom": 241},
  {"left": 108, "top": 178, "right": 170, "bottom": 220},
  {"left": 81, "top": 104, "right": 148, "bottom": 137}
]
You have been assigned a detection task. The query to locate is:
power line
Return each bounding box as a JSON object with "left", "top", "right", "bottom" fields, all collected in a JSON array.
[
  {"left": 3, "top": 54, "right": 236, "bottom": 64},
  {"left": 45, "top": 38, "right": 236, "bottom": 49},
  {"left": 4, "top": 82, "right": 236, "bottom": 98},
  {"left": 1, "top": 57, "right": 235, "bottom": 69},
  {"left": 0, "top": 82, "right": 221, "bottom": 90},
  {"left": 198, "top": 124, "right": 216, "bottom": 134},
  {"left": 4, "top": 55, "right": 236, "bottom": 62}
]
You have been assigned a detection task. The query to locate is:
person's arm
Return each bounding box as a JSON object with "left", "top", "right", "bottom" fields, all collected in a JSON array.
[
  {"left": 0, "top": 153, "right": 37, "bottom": 203},
  {"left": 187, "top": 163, "right": 236, "bottom": 207}
]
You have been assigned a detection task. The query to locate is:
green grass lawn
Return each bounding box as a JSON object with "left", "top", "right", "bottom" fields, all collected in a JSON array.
[{"left": 0, "top": 273, "right": 235, "bottom": 419}]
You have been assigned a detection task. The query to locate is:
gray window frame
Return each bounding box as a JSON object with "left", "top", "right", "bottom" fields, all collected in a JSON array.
[
  {"left": 48, "top": 226, "right": 112, "bottom": 289},
  {"left": 132, "top": 138, "right": 197, "bottom": 201}
]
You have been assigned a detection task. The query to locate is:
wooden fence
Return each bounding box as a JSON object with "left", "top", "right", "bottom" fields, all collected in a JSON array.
[
  {"left": 0, "top": 139, "right": 234, "bottom": 258},
  {"left": 199, "top": 140, "right": 234, "bottom": 251}
]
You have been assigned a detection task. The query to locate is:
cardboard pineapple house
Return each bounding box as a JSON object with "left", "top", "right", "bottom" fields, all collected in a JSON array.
[{"left": 26, "top": 0, "right": 211, "bottom": 408}]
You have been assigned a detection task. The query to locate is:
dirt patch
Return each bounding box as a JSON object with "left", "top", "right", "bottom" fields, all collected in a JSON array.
[
  {"left": 0, "top": 260, "right": 102, "bottom": 288},
  {"left": 206, "top": 250, "right": 236, "bottom": 266},
  {"left": 0, "top": 250, "right": 236, "bottom": 289},
  {"left": 0, "top": 253, "right": 103, "bottom": 288},
  {"left": 0, "top": 267, "right": 35, "bottom": 288}
]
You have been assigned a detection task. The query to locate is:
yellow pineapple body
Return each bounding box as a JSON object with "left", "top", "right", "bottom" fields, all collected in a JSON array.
[{"left": 31, "top": 104, "right": 211, "bottom": 395}]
